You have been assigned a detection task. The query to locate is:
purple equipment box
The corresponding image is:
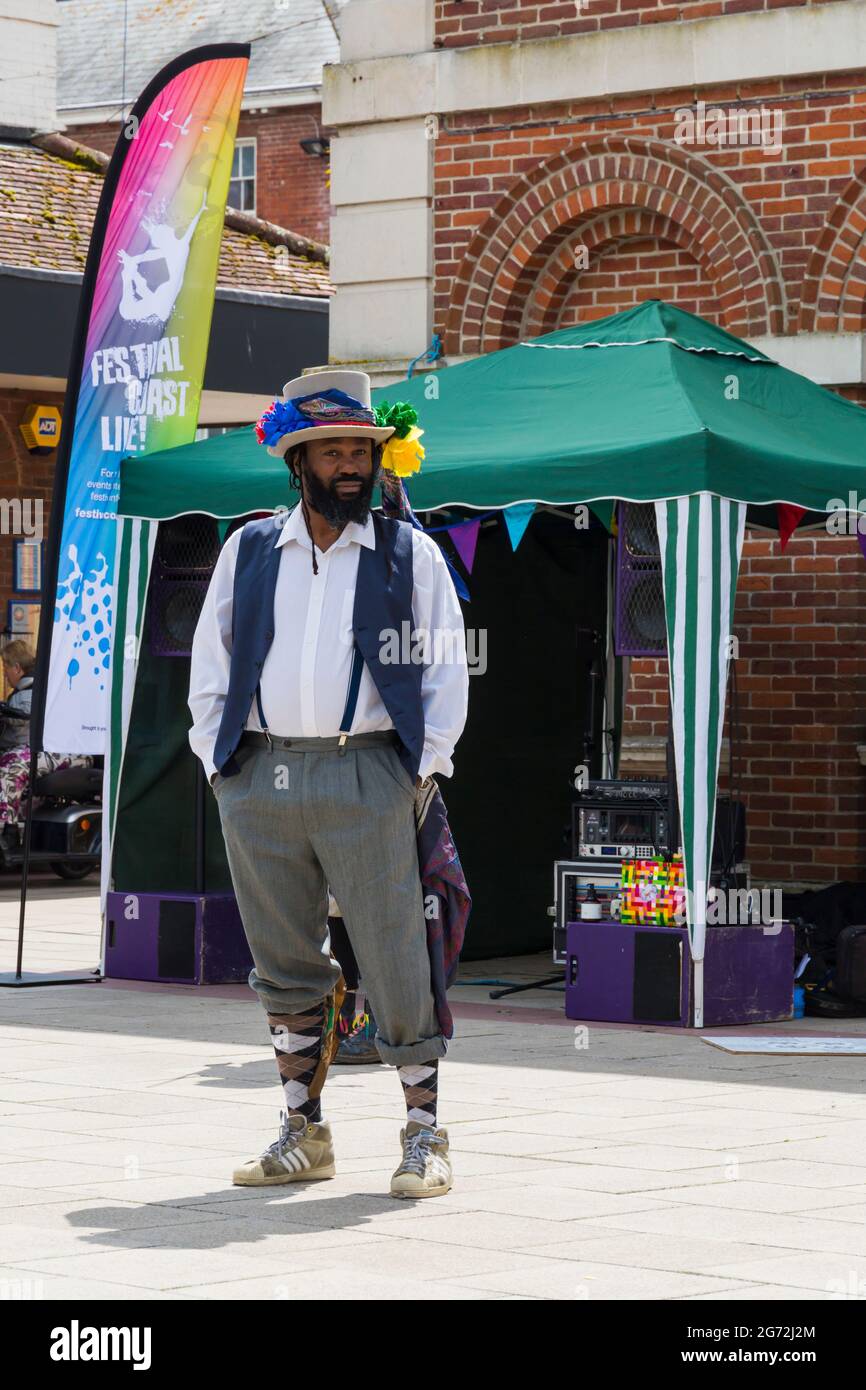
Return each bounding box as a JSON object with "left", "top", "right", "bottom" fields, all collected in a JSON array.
[
  {"left": 104, "top": 891, "right": 253, "bottom": 985},
  {"left": 565, "top": 920, "right": 794, "bottom": 1028}
]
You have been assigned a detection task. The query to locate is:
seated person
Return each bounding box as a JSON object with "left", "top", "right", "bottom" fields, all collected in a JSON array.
[{"left": 0, "top": 640, "right": 93, "bottom": 833}]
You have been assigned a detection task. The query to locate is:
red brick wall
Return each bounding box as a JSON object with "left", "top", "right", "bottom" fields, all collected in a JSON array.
[
  {"left": 435, "top": 0, "right": 818, "bottom": 48},
  {"left": 559, "top": 238, "right": 719, "bottom": 320},
  {"left": 623, "top": 529, "right": 866, "bottom": 886},
  {"left": 0, "top": 390, "right": 63, "bottom": 687},
  {"left": 72, "top": 104, "right": 331, "bottom": 244},
  {"left": 433, "top": 72, "right": 866, "bottom": 351},
  {"left": 431, "top": 22, "right": 866, "bottom": 885}
]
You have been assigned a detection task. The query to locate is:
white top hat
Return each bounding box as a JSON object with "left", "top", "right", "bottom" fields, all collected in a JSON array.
[{"left": 263, "top": 368, "right": 395, "bottom": 458}]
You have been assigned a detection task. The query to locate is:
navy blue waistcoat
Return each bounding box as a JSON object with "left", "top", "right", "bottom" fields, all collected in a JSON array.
[{"left": 211, "top": 510, "right": 425, "bottom": 780}]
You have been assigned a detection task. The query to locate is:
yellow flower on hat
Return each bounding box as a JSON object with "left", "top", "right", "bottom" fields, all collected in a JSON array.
[{"left": 381, "top": 425, "right": 425, "bottom": 478}]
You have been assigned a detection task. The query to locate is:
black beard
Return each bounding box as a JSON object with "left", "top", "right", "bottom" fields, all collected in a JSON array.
[{"left": 302, "top": 463, "right": 378, "bottom": 527}]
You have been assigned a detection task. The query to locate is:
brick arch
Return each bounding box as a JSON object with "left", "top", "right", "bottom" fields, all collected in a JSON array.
[
  {"left": 798, "top": 166, "right": 866, "bottom": 332},
  {"left": 521, "top": 209, "right": 722, "bottom": 338},
  {"left": 446, "top": 135, "right": 784, "bottom": 355}
]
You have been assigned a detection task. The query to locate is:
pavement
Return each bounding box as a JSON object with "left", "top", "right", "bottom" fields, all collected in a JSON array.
[{"left": 1, "top": 875, "right": 865, "bottom": 1302}]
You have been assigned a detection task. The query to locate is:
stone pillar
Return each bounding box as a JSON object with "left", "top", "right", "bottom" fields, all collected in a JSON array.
[
  {"left": 323, "top": 0, "right": 435, "bottom": 385},
  {"left": 0, "top": 0, "right": 59, "bottom": 135}
]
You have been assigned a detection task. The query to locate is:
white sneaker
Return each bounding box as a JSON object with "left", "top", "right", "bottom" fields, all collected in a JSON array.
[
  {"left": 232, "top": 1110, "right": 336, "bottom": 1186},
  {"left": 390, "top": 1120, "right": 452, "bottom": 1199}
]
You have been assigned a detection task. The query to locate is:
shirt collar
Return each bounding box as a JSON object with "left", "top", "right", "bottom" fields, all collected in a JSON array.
[{"left": 276, "top": 504, "right": 376, "bottom": 552}]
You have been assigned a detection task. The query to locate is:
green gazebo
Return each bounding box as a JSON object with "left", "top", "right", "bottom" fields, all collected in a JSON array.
[{"left": 106, "top": 302, "right": 866, "bottom": 1022}]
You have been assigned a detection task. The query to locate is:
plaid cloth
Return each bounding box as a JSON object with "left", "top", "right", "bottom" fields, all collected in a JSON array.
[
  {"left": 380, "top": 471, "right": 471, "bottom": 1035},
  {"left": 415, "top": 780, "right": 471, "bottom": 1038}
]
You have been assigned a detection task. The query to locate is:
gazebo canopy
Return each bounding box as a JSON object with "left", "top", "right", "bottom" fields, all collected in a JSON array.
[
  {"left": 112, "top": 301, "right": 866, "bottom": 1023},
  {"left": 120, "top": 300, "right": 866, "bottom": 520}
]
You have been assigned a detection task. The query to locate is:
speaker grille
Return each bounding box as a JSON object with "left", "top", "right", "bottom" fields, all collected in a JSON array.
[
  {"left": 156, "top": 582, "right": 209, "bottom": 651},
  {"left": 614, "top": 503, "right": 666, "bottom": 657},
  {"left": 158, "top": 515, "right": 221, "bottom": 572},
  {"left": 150, "top": 516, "right": 220, "bottom": 657}
]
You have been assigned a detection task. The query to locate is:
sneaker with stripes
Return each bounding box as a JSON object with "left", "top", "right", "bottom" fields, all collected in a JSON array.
[
  {"left": 390, "top": 1119, "right": 452, "bottom": 1199},
  {"left": 232, "top": 1110, "right": 336, "bottom": 1187}
]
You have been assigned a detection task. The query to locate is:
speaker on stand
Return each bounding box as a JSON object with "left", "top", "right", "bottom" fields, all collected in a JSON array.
[
  {"left": 613, "top": 501, "right": 681, "bottom": 857},
  {"left": 614, "top": 502, "right": 666, "bottom": 659},
  {"left": 149, "top": 515, "right": 221, "bottom": 893},
  {"left": 150, "top": 515, "right": 221, "bottom": 658}
]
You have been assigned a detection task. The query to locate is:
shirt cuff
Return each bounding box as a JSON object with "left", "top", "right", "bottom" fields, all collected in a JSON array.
[{"left": 418, "top": 746, "right": 452, "bottom": 782}]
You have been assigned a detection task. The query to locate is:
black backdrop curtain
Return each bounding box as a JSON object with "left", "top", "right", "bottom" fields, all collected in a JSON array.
[
  {"left": 111, "top": 510, "right": 609, "bottom": 961},
  {"left": 442, "top": 510, "right": 608, "bottom": 959}
]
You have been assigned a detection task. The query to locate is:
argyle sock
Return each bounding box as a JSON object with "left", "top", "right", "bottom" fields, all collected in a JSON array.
[
  {"left": 398, "top": 1060, "right": 439, "bottom": 1128},
  {"left": 267, "top": 1005, "right": 326, "bottom": 1124}
]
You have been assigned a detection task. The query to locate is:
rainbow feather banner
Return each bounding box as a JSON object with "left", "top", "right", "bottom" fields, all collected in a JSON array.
[{"left": 36, "top": 45, "right": 249, "bottom": 754}]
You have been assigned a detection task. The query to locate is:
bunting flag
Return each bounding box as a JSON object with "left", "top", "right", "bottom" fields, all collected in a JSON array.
[
  {"left": 503, "top": 502, "right": 535, "bottom": 550},
  {"left": 448, "top": 517, "right": 481, "bottom": 573},
  {"left": 655, "top": 493, "right": 746, "bottom": 1028},
  {"left": 588, "top": 500, "right": 615, "bottom": 532},
  {"left": 777, "top": 503, "right": 807, "bottom": 552},
  {"left": 35, "top": 44, "right": 249, "bottom": 755},
  {"left": 381, "top": 471, "right": 470, "bottom": 599}
]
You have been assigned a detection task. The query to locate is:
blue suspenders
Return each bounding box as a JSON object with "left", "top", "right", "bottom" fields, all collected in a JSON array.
[
  {"left": 254, "top": 642, "right": 364, "bottom": 752},
  {"left": 338, "top": 643, "right": 364, "bottom": 750},
  {"left": 254, "top": 686, "right": 271, "bottom": 748}
]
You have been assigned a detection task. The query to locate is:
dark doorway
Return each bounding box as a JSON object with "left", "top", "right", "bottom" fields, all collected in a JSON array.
[{"left": 443, "top": 509, "right": 609, "bottom": 960}]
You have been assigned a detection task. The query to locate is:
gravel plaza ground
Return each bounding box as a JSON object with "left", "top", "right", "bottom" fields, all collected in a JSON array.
[{"left": 1, "top": 877, "right": 865, "bottom": 1303}]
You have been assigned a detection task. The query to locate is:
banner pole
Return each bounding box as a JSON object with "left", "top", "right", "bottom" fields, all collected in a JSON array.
[
  {"left": 13, "top": 745, "right": 39, "bottom": 979},
  {"left": 2, "top": 42, "right": 250, "bottom": 988}
]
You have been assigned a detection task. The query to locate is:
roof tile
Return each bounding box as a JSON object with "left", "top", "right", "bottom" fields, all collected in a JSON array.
[{"left": 0, "top": 142, "right": 333, "bottom": 299}]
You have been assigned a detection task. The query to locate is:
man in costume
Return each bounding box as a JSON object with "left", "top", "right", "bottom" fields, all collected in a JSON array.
[{"left": 188, "top": 369, "right": 469, "bottom": 1197}]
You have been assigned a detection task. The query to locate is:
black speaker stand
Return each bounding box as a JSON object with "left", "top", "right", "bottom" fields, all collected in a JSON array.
[{"left": 488, "top": 972, "right": 564, "bottom": 1000}]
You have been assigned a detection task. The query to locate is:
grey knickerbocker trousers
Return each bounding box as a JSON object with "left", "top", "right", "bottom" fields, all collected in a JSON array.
[{"left": 213, "top": 730, "right": 447, "bottom": 1067}]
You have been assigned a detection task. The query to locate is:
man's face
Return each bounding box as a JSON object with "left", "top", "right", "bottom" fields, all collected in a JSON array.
[{"left": 300, "top": 436, "right": 377, "bottom": 526}]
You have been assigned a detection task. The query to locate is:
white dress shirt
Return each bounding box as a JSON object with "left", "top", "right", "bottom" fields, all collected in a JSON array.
[{"left": 188, "top": 505, "right": 469, "bottom": 785}]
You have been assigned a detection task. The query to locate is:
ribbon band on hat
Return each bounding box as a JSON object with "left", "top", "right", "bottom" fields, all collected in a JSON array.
[{"left": 255, "top": 387, "right": 385, "bottom": 452}]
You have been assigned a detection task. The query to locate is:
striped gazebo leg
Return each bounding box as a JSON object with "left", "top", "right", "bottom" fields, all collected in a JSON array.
[
  {"left": 100, "top": 516, "right": 157, "bottom": 922},
  {"left": 654, "top": 493, "right": 746, "bottom": 1028}
]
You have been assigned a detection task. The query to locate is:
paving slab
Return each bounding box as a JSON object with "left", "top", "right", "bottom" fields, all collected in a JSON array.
[{"left": 2, "top": 895, "right": 866, "bottom": 1301}]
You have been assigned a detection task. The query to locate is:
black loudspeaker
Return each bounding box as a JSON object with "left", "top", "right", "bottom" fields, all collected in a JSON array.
[
  {"left": 156, "top": 899, "right": 197, "bottom": 978},
  {"left": 104, "top": 891, "right": 254, "bottom": 984},
  {"left": 633, "top": 929, "right": 682, "bottom": 1022},
  {"left": 713, "top": 796, "right": 747, "bottom": 871},
  {"left": 614, "top": 502, "right": 666, "bottom": 657},
  {"left": 150, "top": 515, "right": 221, "bottom": 657}
]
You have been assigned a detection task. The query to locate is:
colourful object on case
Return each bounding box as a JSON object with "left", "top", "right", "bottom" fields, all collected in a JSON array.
[{"left": 620, "top": 856, "right": 685, "bottom": 926}]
